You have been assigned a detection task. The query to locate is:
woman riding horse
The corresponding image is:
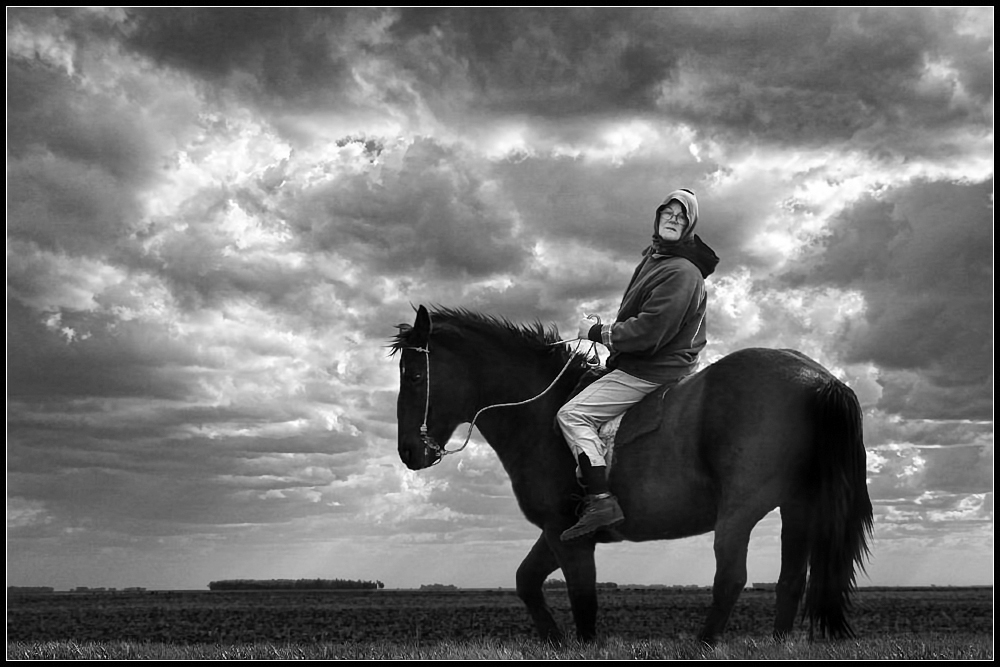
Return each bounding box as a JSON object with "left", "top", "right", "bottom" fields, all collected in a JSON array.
[
  {"left": 558, "top": 189, "right": 720, "bottom": 540},
  {"left": 393, "top": 305, "right": 872, "bottom": 644}
]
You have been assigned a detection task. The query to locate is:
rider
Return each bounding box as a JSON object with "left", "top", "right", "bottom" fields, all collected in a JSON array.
[{"left": 557, "top": 188, "right": 720, "bottom": 541}]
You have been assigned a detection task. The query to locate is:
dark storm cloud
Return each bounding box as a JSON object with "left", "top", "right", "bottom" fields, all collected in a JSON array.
[
  {"left": 6, "top": 300, "right": 197, "bottom": 401},
  {"left": 865, "top": 442, "right": 992, "bottom": 507},
  {"left": 44, "top": 7, "right": 988, "bottom": 167},
  {"left": 670, "top": 8, "right": 991, "bottom": 143},
  {"left": 863, "top": 417, "right": 993, "bottom": 504},
  {"left": 875, "top": 369, "right": 993, "bottom": 423},
  {"left": 292, "top": 138, "right": 532, "bottom": 279},
  {"left": 120, "top": 7, "right": 362, "bottom": 106},
  {"left": 8, "top": 465, "right": 329, "bottom": 535},
  {"left": 389, "top": 7, "right": 681, "bottom": 115},
  {"left": 865, "top": 412, "right": 992, "bottom": 451},
  {"left": 386, "top": 8, "right": 991, "bottom": 157},
  {"left": 781, "top": 179, "right": 993, "bottom": 419},
  {"left": 117, "top": 7, "right": 679, "bottom": 117},
  {"left": 7, "top": 407, "right": 374, "bottom": 538},
  {"left": 920, "top": 445, "right": 993, "bottom": 495},
  {"left": 82, "top": 8, "right": 992, "bottom": 163},
  {"left": 7, "top": 155, "right": 142, "bottom": 258},
  {"left": 7, "top": 54, "right": 161, "bottom": 187},
  {"left": 7, "top": 57, "right": 155, "bottom": 256}
]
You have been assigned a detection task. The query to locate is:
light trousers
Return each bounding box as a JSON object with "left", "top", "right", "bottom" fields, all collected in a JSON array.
[{"left": 556, "top": 369, "right": 662, "bottom": 468}]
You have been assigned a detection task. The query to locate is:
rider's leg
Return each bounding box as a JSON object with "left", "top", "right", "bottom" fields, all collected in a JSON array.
[{"left": 556, "top": 370, "right": 660, "bottom": 540}]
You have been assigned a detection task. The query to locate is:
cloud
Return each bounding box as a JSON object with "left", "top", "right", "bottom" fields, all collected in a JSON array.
[
  {"left": 5, "top": 7, "right": 992, "bottom": 590},
  {"left": 7, "top": 300, "right": 196, "bottom": 401},
  {"left": 660, "top": 8, "right": 993, "bottom": 156},
  {"left": 6, "top": 56, "right": 161, "bottom": 186},
  {"left": 7, "top": 131, "right": 146, "bottom": 258},
  {"left": 496, "top": 152, "right": 717, "bottom": 257},
  {"left": 121, "top": 8, "right": 362, "bottom": 105},
  {"left": 388, "top": 8, "right": 683, "bottom": 117},
  {"left": 780, "top": 178, "right": 993, "bottom": 419},
  {"left": 380, "top": 7, "right": 996, "bottom": 164},
  {"left": 290, "top": 137, "right": 533, "bottom": 280},
  {"left": 42, "top": 7, "right": 991, "bottom": 165}
]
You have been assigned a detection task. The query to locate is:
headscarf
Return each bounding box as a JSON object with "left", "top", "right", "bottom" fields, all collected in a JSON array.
[{"left": 653, "top": 188, "right": 700, "bottom": 241}]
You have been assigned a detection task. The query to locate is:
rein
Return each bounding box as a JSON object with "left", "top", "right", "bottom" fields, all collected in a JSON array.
[{"left": 402, "top": 313, "right": 600, "bottom": 465}]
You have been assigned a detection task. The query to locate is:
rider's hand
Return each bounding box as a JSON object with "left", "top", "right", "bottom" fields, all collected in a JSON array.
[{"left": 576, "top": 318, "right": 597, "bottom": 340}]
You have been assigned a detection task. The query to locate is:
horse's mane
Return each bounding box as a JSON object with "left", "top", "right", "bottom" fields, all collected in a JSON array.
[{"left": 390, "top": 306, "right": 581, "bottom": 367}]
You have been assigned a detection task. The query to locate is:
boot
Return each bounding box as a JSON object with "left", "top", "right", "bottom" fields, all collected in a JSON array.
[
  {"left": 560, "top": 492, "right": 624, "bottom": 541},
  {"left": 560, "top": 456, "right": 624, "bottom": 541}
]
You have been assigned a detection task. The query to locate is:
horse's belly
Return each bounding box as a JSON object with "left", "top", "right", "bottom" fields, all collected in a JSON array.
[{"left": 612, "top": 469, "right": 719, "bottom": 541}]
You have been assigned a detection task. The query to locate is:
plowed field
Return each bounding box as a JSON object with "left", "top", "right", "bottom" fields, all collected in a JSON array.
[{"left": 6, "top": 587, "right": 992, "bottom": 645}]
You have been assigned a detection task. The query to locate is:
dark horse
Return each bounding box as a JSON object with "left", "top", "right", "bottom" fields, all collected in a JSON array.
[{"left": 392, "top": 305, "right": 873, "bottom": 645}]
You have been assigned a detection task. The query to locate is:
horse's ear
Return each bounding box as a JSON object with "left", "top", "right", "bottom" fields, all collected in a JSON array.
[{"left": 411, "top": 305, "right": 431, "bottom": 346}]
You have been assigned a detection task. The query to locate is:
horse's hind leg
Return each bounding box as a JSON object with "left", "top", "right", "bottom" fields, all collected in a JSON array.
[
  {"left": 516, "top": 533, "right": 564, "bottom": 643},
  {"left": 698, "top": 515, "right": 754, "bottom": 645},
  {"left": 773, "top": 501, "right": 811, "bottom": 640}
]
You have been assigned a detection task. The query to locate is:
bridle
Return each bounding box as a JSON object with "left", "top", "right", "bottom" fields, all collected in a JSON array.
[{"left": 400, "top": 313, "right": 600, "bottom": 466}]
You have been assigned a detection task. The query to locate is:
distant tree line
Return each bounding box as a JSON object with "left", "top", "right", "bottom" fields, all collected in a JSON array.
[
  {"left": 418, "top": 583, "right": 459, "bottom": 591},
  {"left": 8, "top": 586, "right": 55, "bottom": 594},
  {"left": 208, "top": 578, "right": 384, "bottom": 591}
]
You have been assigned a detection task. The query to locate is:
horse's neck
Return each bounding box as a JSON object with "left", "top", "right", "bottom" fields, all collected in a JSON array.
[
  {"left": 471, "top": 353, "right": 584, "bottom": 507},
  {"left": 471, "top": 348, "right": 579, "bottom": 452},
  {"left": 475, "top": 346, "right": 573, "bottom": 409}
]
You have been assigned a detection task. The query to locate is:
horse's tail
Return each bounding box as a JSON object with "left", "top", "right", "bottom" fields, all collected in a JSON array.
[{"left": 804, "top": 378, "right": 874, "bottom": 639}]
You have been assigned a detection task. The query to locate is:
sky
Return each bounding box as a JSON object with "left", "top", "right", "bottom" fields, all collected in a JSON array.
[{"left": 6, "top": 7, "right": 994, "bottom": 592}]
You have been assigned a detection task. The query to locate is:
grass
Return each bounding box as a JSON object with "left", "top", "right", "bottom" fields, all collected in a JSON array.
[
  {"left": 9, "top": 587, "right": 992, "bottom": 659},
  {"left": 8, "top": 633, "right": 994, "bottom": 660}
]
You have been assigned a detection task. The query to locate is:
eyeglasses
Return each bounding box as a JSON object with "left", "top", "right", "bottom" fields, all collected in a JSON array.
[{"left": 659, "top": 211, "right": 688, "bottom": 224}]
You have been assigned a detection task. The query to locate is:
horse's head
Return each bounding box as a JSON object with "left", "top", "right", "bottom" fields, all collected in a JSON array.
[{"left": 391, "top": 305, "right": 479, "bottom": 470}]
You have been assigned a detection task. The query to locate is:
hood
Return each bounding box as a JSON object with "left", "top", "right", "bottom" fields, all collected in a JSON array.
[{"left": 653, "top": 189, "right": 699, "bottom": 242}]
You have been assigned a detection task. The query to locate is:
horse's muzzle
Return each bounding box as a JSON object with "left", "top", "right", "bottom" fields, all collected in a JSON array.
[{"left": 398, "top": 432, "right": 443, "bottom": 470}]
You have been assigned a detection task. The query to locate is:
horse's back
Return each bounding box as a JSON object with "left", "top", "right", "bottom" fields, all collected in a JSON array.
[
  {"left": 610, "top": 348, "right": 837, "bottom": 541},
  {"left": 698, "top": 348, "right": 834, "bottom": 469}
]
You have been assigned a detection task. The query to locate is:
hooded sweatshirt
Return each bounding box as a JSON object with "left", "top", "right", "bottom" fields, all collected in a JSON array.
[{"left": 587, "top": 189, "right": 720, "bottom": 384}]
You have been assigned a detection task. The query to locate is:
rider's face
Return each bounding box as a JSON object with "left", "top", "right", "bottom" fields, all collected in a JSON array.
[{"left": 657, "top": 201, "right": 689, "bottom": 241}]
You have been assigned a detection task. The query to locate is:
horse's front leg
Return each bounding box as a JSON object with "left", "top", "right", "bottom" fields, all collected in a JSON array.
[
  {"left": 516, "top": 533, "right": 565, "bottom": 644},
  {"left": 545, "top": 530, "right": 599, "bottom": 642}
]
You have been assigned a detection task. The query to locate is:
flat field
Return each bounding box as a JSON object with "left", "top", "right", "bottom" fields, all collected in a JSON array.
[{"left": 6, "top": 586, "right": 992, "bottom": 646}]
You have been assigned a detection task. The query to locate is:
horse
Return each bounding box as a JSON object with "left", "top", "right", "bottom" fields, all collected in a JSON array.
[{"left": 391, "top": 305, "right": 873, "bottom": 645}]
